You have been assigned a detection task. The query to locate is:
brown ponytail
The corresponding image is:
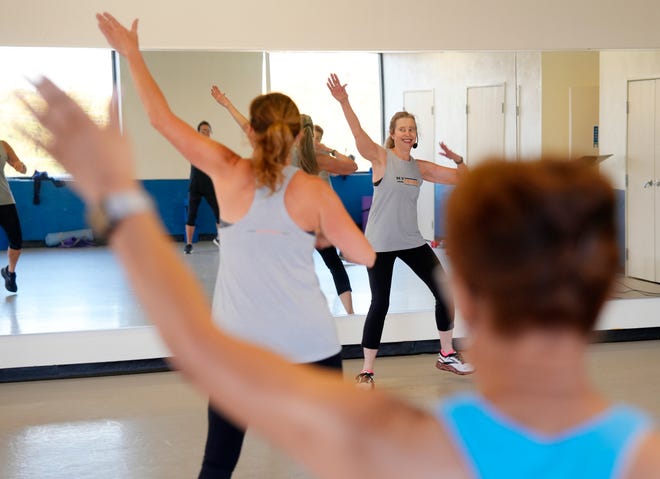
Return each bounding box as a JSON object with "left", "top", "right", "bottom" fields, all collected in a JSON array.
[{"left": 249, "top": 93, "right": 302, "bottom": 193}]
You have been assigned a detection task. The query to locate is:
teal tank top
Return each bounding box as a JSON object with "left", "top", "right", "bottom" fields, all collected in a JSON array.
[{"left": 436, "top": 393, "right": 652, "bottom": 479}]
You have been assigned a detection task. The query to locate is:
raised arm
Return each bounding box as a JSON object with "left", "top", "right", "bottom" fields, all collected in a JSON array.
[
  {"left": 22, "top": 76, "right": 466, "bottom": 479},
  {"left": 96, "top": 13, "right": 240, "bottom": 177},
  {"left": 417, "top": 142, "right": 468, "bottom": 185},
  {"left": 2, "top": 141, "right": 27, "bottom": 174},
  {"left": 314, "top": 180, "right": 375, "bottom": 267},
  {"left": 327, "top": 74, "right": 385, "bottom": 168},
  {"left": 314, "top": 143, "right": 357, "bottom": 175},
  {"left": 211, "top": 85, "right": 250, "bottom": 134}
]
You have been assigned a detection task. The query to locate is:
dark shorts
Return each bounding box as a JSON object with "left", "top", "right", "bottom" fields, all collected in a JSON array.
[{"left": 0, "top": 203, "right": 23, "bottom": 249}]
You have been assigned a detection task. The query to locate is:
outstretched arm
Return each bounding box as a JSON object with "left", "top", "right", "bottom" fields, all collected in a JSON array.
[
  {"left": 21, "top": 76, "right": 466, "bottom": 479},
  {"left": 211, "top": 85, "right": 250, "bottom": 134},
  {"left": 314, "top": 143, "right": 357, "bottom": 175},
  {"left": 417, "top": 142, "right": 467, "bottom": 185},
  {"left": 327, "top": 74, "right": 385, "bottom": 168},
  {"left": 96, "top": 12, "right": 240, "bottom": 177},
  {"left": 2, "top": 141, "right": 27, "bottom": 174}
]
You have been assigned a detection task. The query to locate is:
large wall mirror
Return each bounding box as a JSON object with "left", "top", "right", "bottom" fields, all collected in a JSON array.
[{"left": 3, "top": 47, "right": 660, "bottom": 370}]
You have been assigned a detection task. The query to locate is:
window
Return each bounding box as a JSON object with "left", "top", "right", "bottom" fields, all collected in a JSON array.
[
  {"left": 268, "top": 52, "right": 382, "bottom": 172},
  {"left": 0, "top": 47, "right": 115, "bottom": 177}
]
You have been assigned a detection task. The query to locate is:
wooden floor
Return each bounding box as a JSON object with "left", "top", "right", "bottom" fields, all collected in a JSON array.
[{"left": 1, "top": 341, "right": 660, "bottom": 479}]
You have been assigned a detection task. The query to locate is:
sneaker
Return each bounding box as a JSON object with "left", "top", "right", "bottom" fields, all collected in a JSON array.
[
  {"left": 1, "top": 266, "right": 17, "bottom": 293},
  {"left": 184, "top": 243, "right": 193, "bottom": 254},
  {"left": 212, "top": 237, "right": 220, "bottom": 247},
  {"left": 355, "top": 371, "right": 375, "bottom": 390},
  {"left": 436, "top": 351, "right": 475, "bottom": 375}
]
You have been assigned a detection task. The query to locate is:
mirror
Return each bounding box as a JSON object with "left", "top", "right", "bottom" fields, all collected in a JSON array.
[{"left": 3, "top": 48, "right": 660, "bottom": 347}]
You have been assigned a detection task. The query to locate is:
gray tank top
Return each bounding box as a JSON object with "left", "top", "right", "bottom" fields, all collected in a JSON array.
[
  {"left": 0, "top": 142, "right": 16, "bottom": 205},
  {"left": 212, "top": 165, "right": 341, "bottom": 363},
  {"left": 365, "top": 149, "right": 425, "bottom": 252}
]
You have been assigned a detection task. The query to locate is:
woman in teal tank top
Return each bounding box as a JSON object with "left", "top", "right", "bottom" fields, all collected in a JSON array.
[{"left": 29, "top": 72, "right": 660, "bottom": 479}]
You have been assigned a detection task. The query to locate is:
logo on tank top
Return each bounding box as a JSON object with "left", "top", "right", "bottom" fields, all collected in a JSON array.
[
  {"left": 248, "top": 228, "right": 290, "bottom": 236},
  {"left": 396, "top": 176, "right": 420, "bottom": 186}
]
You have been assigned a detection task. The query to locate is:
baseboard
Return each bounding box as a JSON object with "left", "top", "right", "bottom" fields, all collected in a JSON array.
[{"left": 2, "top": 329, "right": 659, "bottom": 383}]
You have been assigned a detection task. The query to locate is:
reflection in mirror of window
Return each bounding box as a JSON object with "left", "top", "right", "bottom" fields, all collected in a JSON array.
[
  {"left": 0, "top": 47, "right": 115, "bottom": 178},
  {"left": 268, "top": 52, "right": 382, "bottom": 172}
]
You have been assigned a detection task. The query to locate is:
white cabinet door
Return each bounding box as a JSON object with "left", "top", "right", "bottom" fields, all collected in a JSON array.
[
  {"left": 627, "top": 79, "right": 656, "bottom": 281},
  {"left": 467, "top": 85, "right": 505, "bottom": 167},
  {"left": 404, "top": 90, "right": 435, "bottom": 241}
]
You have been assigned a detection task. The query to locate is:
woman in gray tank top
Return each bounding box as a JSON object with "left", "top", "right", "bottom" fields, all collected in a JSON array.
[
  {"left": 0, "top": 140, "right": 27, "bottom": 293},
  {"left": 328, "top": 73, "right": 474, "bottom": 388},
  {"left": 97, "top": 14, "right": 375, "bottom": 478},
  {"left": 211, "top": 89, "right": 359, "bottom": 315}
]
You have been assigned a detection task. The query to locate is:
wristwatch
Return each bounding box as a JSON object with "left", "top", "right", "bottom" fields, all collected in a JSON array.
[{"left": 86, "top": 189, "right": 154, "bottom": 240}]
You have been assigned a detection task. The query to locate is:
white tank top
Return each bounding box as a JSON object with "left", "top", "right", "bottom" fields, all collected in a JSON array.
[{"left": 212, "top": 165, "right": 341, "bottom": 363}]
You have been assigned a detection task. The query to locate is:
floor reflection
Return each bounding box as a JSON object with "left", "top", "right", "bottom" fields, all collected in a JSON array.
[{"left": 0, "top": 241, "right": 449, "bottom": 337}]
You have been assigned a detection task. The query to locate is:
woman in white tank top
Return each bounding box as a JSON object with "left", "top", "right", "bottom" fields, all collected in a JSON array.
[{"left": 27, "top": 69, "right": 660, "bottom": 479}]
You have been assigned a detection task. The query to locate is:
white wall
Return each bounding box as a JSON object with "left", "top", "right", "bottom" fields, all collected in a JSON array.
[
  {"left": 1, "top": 0, "right": 660, "bottom": 51},
  {"left": 382, "top": 52, "right": 541, "bottom": 165},
  {"left": 600, "top": 51, "right": 660, "bottom": 189},
  {"left": 120, "top": 51, "right": 261, "bottom": 179}
]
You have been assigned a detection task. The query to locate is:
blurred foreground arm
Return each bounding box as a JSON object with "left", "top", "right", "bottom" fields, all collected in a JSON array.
[{"left": 20, "top": 78, "right": 465, "bottom": 479}]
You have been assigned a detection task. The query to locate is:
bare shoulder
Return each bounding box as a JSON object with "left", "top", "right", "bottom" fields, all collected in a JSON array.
[
  {"left": 346, "top": 392, "right": 470, "bottom": 478},
  {"left": 289, "top": 169, "right": 333, "bottom": 196},
  {"left": 623, "top": 429, "right": 660, "bottom": 478}
]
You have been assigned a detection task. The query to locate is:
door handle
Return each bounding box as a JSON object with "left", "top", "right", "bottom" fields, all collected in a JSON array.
[
  {"left": 654, "top": 180, "right": 660, "bottom": 187},
  {"left": 643, "top": 180, "right": 654, "bottom": 188}
]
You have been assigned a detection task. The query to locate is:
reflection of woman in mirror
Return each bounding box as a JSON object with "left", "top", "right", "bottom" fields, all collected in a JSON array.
[
  {"left": 327, "top": 73, "right": 472, "bottom": 388},
  {"left": 212, "top": 87, "right": 359, "bottom": 314},
  {"left": 96, "top": 13, "right": 375, "bottom": 477},
  {"left": 0, "top": 140, "right": 27, "bottom": 293},
  {"left": 184, "top": 121, "right": 220, "bottom": 254},
  {"left": 27, "top": 78, "right": 660, "bottom": 478}
]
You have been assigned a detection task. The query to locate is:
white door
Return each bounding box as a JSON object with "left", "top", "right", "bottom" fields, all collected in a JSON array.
[
  {"left": 626, "top": 79, "right": 656, "bottom": 281},
  {"left": 466, "top": 85, "right": 505, "bottom": 167},
  {"left": 404, "top": 90, "right": 435, "bottom": 241}
]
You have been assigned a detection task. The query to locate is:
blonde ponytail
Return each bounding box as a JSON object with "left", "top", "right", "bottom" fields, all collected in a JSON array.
[{"left": 297, "top": 114, "right": 319, "bottom": 175}]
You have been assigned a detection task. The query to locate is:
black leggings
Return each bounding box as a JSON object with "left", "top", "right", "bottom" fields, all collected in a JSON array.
[
  {"left": 0, "top": 204, "right": 23, "bottom": 250},
  {"left": 317, "top": 246, "right": 351, "bottom": 295},
  {"left": 362, "top": 244, "right": 453, "bottom": 350},
  {"left": 186, "top": 188, "right": 220, "bottom": 226},
  {"left": 198, "top": 353, "right": 343, "bottom": 479}
]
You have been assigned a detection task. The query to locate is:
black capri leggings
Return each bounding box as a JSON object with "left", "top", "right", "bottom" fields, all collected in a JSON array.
[
  {"left": 198, "top": 353, "right": 343, "bottom": 479},
  {"left": 0, "top": 204, "right": 23, "bottom": 250},
  {"left": 317, "top": 246, "right": 352, "bottom": 295},
  {"left": 186, "top": 188, "right": 220, "bottom": 226},
  {"left": 362, "top": 244, "right": 453, "bottom": 350}
]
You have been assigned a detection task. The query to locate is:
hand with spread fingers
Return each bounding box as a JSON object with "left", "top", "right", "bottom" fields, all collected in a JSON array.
[
  {"left": 19, "top": 78, "right": 137, "bottom": 204},
  {"left": 326, "top": 73, "right": 349, "bottom": 103},
  {"left": 439, "top": 142, "right": 464, "bottom": 165},
  {"left": 211, "top": 85, "right": 231, "bottom": 108}
]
